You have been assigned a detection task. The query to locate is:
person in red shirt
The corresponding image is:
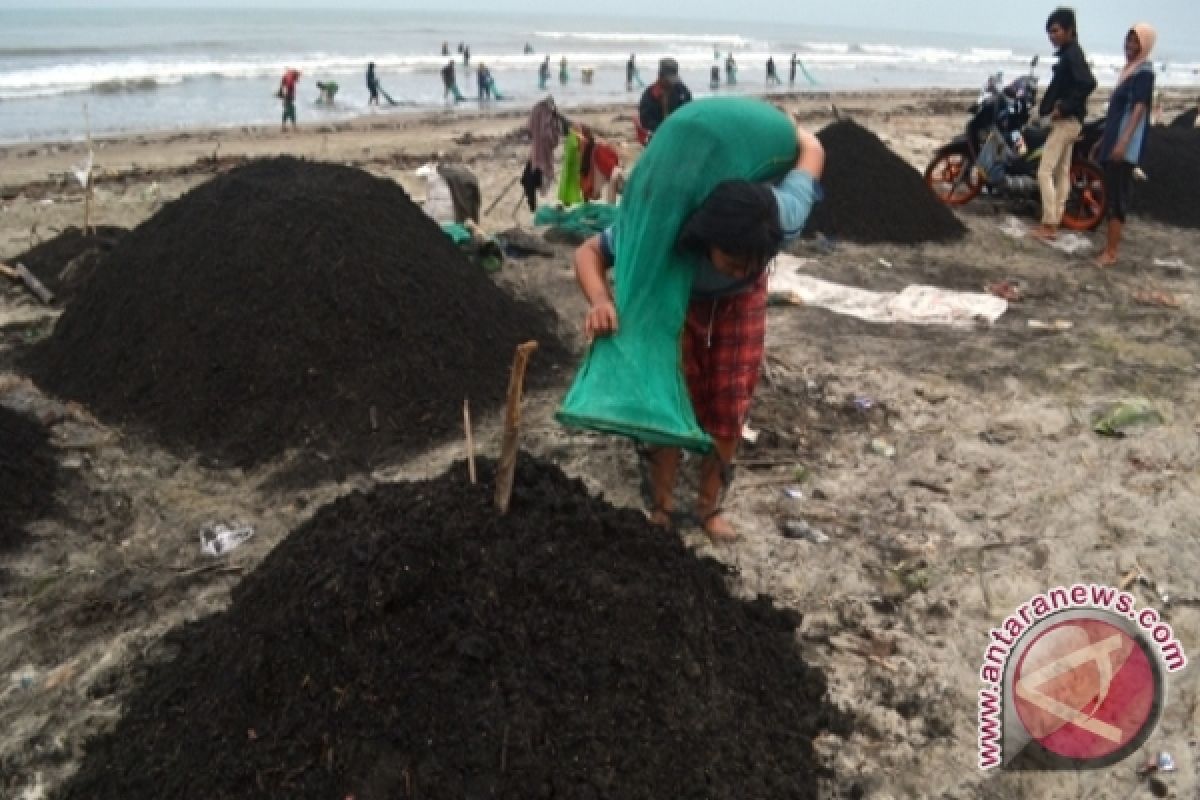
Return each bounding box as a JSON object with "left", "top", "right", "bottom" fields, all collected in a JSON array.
[{"left": 278, "top": 69, "right": 300, "bottom": 132}]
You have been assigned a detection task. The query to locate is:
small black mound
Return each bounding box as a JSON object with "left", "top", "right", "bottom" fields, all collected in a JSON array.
[
  {"left": 23, "top": 158, "right": 566, "bottom": 471},
  {"left": 1136, "top": 127, "right": 1200, "bottom": 229},
  {"left": 62, "top": 455, "right": 847, "bottom": 800},
  {"left": 803, "top": 119, "right": 968, "bottom": 244},
  {"left": 1168, "top": 108, "right": 1197, "bottom": 130},
  {"left": 0, "top": 406, "right": 59, "bottom": 553},
  {"left": 8, "top": 226, "right": 126, "bottom": 301}
]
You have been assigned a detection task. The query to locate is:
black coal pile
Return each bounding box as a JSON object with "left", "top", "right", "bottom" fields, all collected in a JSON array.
[
  {"left": 24, "top": 158, "right": 565, "bottom": 471},
  {"left": 803, "top": 119, "right": 967, "bottom": 244},
  {"left": 8, "top": 226, "right": 126, "bottom": 301},
  {"left": 0, "top": 406, "right": 59, "bottom": 554},
  {"left": 61, "top": 455, "right": 847, "bottom": 800},
  {"left": 1168, "top": 108, "right": 1197, "bottom": 130},
  {"left": 1136, "top": 127, "right": 1200, "bottom": 229}
]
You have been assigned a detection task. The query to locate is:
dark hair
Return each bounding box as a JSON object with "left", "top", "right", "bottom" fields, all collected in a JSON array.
[
  {"left": 1046, "top": 8, "right": 1076, "bottom": 34},
  {"left": 677, "top": 181, "right": 782, "bottom": 271}
]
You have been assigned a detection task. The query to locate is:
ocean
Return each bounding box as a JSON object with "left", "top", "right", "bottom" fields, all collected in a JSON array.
[{"left": 2, "top": 8, "right": 1199, "bottom": 144}]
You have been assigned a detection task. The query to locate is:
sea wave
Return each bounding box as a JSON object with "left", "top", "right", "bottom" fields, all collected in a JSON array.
[
  {"left": 533, "top": 31, "right": 760, "bottom": 47},
  {"left": 0, "top": 44, "right": 1175, "bottom": 102}
]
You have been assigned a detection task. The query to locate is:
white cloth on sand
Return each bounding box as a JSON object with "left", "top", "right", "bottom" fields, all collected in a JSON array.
[{"left": 768, "top": 254, "right": 1007, "bottom": 328}]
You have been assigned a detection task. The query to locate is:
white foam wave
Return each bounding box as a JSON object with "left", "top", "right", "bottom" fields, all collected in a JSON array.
[{"left": 533, "top": 30, "right": 759, "bottom": 47}]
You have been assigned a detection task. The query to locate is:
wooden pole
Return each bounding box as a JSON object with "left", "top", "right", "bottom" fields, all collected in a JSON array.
[
  {"left": 83, "top": 103, "right": 94, "bottom": 235},
  {"left": 493, "top": 340, "right": 538, "bottom": 514},
  {"left": 463, "top": 396, "right": 477, "bottom": 484}
]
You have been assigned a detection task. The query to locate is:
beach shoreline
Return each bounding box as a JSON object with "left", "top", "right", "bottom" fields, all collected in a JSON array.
[{"left": 3, "top": 85, "right": 1195, "bottom": 198}]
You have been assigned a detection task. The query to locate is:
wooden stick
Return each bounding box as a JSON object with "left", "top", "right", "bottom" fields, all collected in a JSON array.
[
  {"left": 83, "top": 103, "right": 94, "bottom": 235},
  {"left": 493, "top": 340, "right": 538, "bottom": 514},
  {"left": 463, "top": 396, "right": 477, "bottom": 484}
]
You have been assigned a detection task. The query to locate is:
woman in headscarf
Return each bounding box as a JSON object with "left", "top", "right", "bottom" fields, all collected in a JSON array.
[{"left": 1095, "top": 23, "right": 1157, "bottom": 267}]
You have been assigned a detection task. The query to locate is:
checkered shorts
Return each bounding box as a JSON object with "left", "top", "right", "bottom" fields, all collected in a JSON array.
[{"left": 682, "top": 276, "right": 768, "bottom": 440}]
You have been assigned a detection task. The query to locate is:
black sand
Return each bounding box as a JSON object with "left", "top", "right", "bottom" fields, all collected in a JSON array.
[
  {"left": 0, "top": 406, "right": 59, "bottom": 554},
  {"left": 24, "top": 158, "right": 565, "bottom": 472},
  {"left": 804, "top": 119, "right": 967, "bottom": 244},
  {"left": 61, "top": 455, "right": 846, "bottom": 800}
]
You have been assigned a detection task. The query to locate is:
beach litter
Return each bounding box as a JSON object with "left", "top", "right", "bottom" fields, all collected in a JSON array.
[
  {"left": 1092, "top": 400, "right": 1164, "bottom": 437},
  {"left": 199, "top": 520, "right": 255, "bottom": 557},
  {"left": 769, "top": 254, "right": 1007, "bottom": 328},
  {"left": 1131, "top": 288, "right": 1182, "bottom": 308},
  {"left": 1027, "top": 318, "right": 1073, "bottom": 331},
  {"left": 985, "top": 280, "right": 1024, "bottom": 302},
  {"left": 781, "top": 517, "right": 830, "bottom": 543}
]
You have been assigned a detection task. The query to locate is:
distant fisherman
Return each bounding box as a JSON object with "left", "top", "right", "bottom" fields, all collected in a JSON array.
[
  {"left": 366, "top": 62, "right": 380, "bottom": 106},
  {"left": 539, "top": 56, "right": 551, "bottom": 89},
  {"left": 559, "top": 56, "right": 570, "bottom": 85},
  {"left": 278, "top": 68, "right": 300, "bottom": 132}
]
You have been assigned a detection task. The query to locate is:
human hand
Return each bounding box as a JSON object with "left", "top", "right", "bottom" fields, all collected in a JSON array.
[{"left": 584, "top": 301, "right": 618, "bottom": 339}]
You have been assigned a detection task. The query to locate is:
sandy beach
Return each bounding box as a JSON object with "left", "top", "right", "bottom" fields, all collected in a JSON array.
[{"left": 3, "top": 86, "right": 1200, "bottom": 799}]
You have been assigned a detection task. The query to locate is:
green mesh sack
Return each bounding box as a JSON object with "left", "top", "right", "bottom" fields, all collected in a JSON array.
[
  {"left": 556, "top": 97, "right": 797, "bottom": 450},
  {"left": 557, "top": 130, "right": 585, "bottom": 207},
  {"left": 533, "top": 202, "right": 620, "bottom": 241}
]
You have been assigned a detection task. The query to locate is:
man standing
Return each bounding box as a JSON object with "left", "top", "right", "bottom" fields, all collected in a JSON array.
[
  {"left": 366, "top": 62, "right": 380, "bottom": 106},
  {"left": 1032, "top": 7, "right": 1096, "bottom": 242},
  {"left": 442, "top": 60, "right": 463, "bottom": 103},
  {"left": 638, "top": 58, "right": 692, "bottom": 137},
  {"left": 538, "top": 56, "right": 551, "bottom": 89},
  {"left": 766, "top": 57, "right": 781, "bottom": 86},
  {"left": 278, "top": 68, "right": 299, "bottom": 132},
  {"left": 789, "top": 53, "right": 798, "bottom": 86}
]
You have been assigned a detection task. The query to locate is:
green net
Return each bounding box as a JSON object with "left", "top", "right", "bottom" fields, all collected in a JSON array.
[
  {"left": 533, "top": 202, "right": 619, "bottom": 241},
  {"left": 556, "top": 97, "right": 797, "bottom": 450}
]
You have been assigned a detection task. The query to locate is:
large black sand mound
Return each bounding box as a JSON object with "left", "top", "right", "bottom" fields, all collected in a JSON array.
[
  {"left": 0, "top": 406, "right": 59, "bottom": 553},
  {"left": 8, "top": 225, "right": 126, "bottom": 301},
  {"left": 62, "top": 455, "right": 846, "bottom": 800},
  {"left": 24, "top": 158, "right": 565, "bottom": 469},
  {"left": 1136, "top": 127, "right": 1200, "bottom": 229},
  {"left": 803, "top": 119, "right": 967, "bottom": 244},
  {"left": 1168, "top": 108, "right": 1197, "bottom": 130}
]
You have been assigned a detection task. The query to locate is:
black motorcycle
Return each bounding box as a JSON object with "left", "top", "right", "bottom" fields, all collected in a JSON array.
[{"left": 925, "top": 58, "right": 1107, "bottom": 231}]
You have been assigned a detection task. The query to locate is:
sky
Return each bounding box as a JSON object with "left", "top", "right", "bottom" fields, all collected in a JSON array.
[{"left": 2, "top": 1, "right": 1198, "bottom": 50}]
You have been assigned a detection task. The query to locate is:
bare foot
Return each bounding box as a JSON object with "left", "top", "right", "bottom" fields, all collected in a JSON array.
[
  {"left": 1094, "top": 252, "right": 1118, "bottom": 268},
  {"left": 1030, "top": 225, "right": 1058, "bottom": 242},
  {"left": 701, "top": 510, "right": 739, "bottom": 543}
]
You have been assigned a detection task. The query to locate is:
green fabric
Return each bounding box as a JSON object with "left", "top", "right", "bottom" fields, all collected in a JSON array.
[
  {"left": 533, "top": 202, "right": 619, "bottom": 239},
  {"left": 557, "top": 97, "right": 797, "bottom": 450},
  {"left": 557, "top": 131, "right": 584, "bottom": 207},
  {"left": 440, "top": 222, "right": 472, "bottom": 245}
]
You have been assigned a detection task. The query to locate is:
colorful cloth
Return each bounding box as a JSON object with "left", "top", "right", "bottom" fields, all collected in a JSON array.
[
  {"left": 682, "top": 275, "right": 768, "bottom": 439},
  {"left": 529, "top": 98, "right": 561, "bottom": 181}
]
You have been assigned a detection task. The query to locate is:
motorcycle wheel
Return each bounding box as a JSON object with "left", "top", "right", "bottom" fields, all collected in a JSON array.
[
  {"left": 924, "top": 147, "right": 983, "bottom": 206},
  {"left": 1061, "top": 161, "right": 1106, "bottom": 231}
]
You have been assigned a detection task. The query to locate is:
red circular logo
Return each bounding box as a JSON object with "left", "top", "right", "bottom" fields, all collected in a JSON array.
[{"left": 1013, "top": 617, "right": 1159, "bottom": 762}]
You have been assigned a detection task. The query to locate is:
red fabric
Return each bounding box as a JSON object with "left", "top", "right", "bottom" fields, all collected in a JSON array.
[
  {"left": 581, "top": 141, "right": 620, "bottom": 199},
  {"left": 593, "top": 143, "right": 619, "bottom": 178},
  {"left": 681, "top": 276, "right": 768, "bottom": 439},
  {"left": 633, "top": 118, "right": 650, "bottom": 145}
]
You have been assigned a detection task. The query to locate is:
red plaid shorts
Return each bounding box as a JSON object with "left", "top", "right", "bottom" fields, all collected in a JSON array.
[{"left": 682, "top": 276, "right": 768, "bottom": 440}]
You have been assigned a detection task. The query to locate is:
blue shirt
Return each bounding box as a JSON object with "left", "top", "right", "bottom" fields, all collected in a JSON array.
[
  {"left": 599, "top": 169, "right": 821, "bottom": 298},
  {"left": 1099, "top": 64, "right": 1155, "bottom": 165}
]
